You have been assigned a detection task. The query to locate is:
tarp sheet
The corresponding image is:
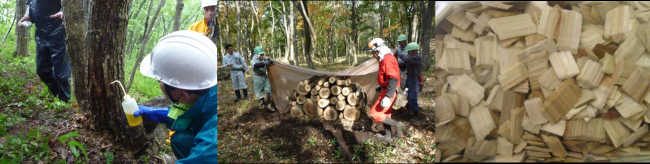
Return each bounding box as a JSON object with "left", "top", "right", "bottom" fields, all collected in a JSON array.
[{"left": 268, "top": 58, "right": 382, "bottom": 114}]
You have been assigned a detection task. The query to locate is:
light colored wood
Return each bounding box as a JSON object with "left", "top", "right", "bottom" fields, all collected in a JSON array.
[
  {"left": 561, "top": 140, "right": 585, "bottom": 153},
  {"left": 604, "top": 5, "right": 631, "bottom": 43},
  {"left": 514, "top": 142, "right": 527, "bottom": 154},
  {"left": 575, "top": 89, "right": 596, "bottom": 108},
  {"left": 498, "top": 120, "right": 513, "bottom": 141},
  {"left": 498, "top": 45, "right": 523, "bottom": 74},
  {"left": 497, "top": 36, "right": 521, "bottom": 48},
  {"left": 485, "top": 9, "right": 522, "bottom": 18},
  {"left": 323, "top": 106, "right": 338, "bottom": 121},
  {"left": 498, "top": 62, "right": 529, "bottom": 91},
  {"left": 525, "top": 34, "right": 546, "bottom": 47},
  {"left": 329, "top": 97, "right": 338, "bottom": 105},
  {"left": 581, "top": 30, "right": 607, "bottom": 53},
  {"left": 343, "top": 105, "right": 358, "bottom": 121},
  {"left": 488, "top": 14, "right": 537, "bottom": 40},
  {"left": 541, "top": 120, "right": 566, "bottom": 137},
  {"left": 291, "top": 105, "right": 304, "bottom": 117},
  {"left": 564, "top": 119, "right": 587, "bottom": 141},
  {"left": 525, "top": 97, "right": 549, "bottom": 125},
  {"left": 577, "top": 59, "right": 605, "bottom": 89},
  {"left": 527, "top": 51, "right": 549, "bottom": 91},
  {"left": 471, "top": 12, "right": 492, "bottom": 35},
  {"left": 616, "top": 93, "right": 644, "bottom": 119},
  {"left": 494, "top": 151, "right": 526, "bottom": 162},
  {"left": 538, "top": 6, "right": 563, "bottom": 40},
  {"left": 524, "top": 146, "right": 554, "bottom": 153},
  {"left": 484, "top": 1, "right": 513, "bottom": 10},
  {"left": 590, "top": 145, "right": 616, "bottom": 155},
  {"left": 435, "top": 96, "right": 456, "bottom": 126},
  {"left": 542, "top": 79, "right": 582, "bottom": 124},
  {"left": 523, "top": 115, "right": 542, "bottom": 134},
  {"left": 557, "top": 10, "right": 583, "bottom": 54},
  {"left": 528, "top": 151, "right": 552, "bottom": 158},
  {"left": 604, "top": 118, "right": 632, "bottom": 148},
  {"left": 541, "top": 134, "right": 568, "bottom": 157},
  {"left": 566, "top": 105, "right": 588, "bottom": 120},
  {"left": 435, "top": 147, "right": 442, "bottom": 163},
  {"left": 591, "top": 77, "right": 615, "bottom": 109},
  {"left": 486, "top": 85, "right": 504, "bottom": 111},
  {"left": 337, "top": 94, "right": 345, "bottom": 101},
  {"left": 346, "top": 93, "right": 358, "bottom": 106},
  {"left": 328, "top": 76, "right": 338, "bottom": 84},
  {"left": 297, "top": 95, "right": 306, "bottom": 105},
  {"left": 469, "top": 103, "right": 497, "bottom": 140},
  {"left": 311, "top": 87, "right": 319, "bottom": 97},
  {"left": 538, "top": 68, "right": 563, "bottom": 91},
  {"left": 445, "top": 7, "right": 473, "bottom": 30},
  {"left": 612, "top": 60, "right": 637, "bottom": 86},
  {"left": 549, "top": 51, "right": 581, "bottom": 80},
  {"left": 624, "top": 124, "right": 649, "bottom": 147},
  {"left": 456, "top": 1, "right": 483, "bottom": 11},
  {"left": 510, "top": 107, "right": 525, "bottom": 142},
  {"left": 442, "top": 155, "right": 462, "bottom": 163},
  {"left": 335, "top": 100, "right": 346, "bottom": 111},
  {"left": 475, "top": 36, "right": 497, "bottom": 69},
  {"left": 323, "top": 82, "right": 330, "bottom": 88},
  {"left": 606, "top": 87, "right": 622, "bottom": 109},
  {"left": 452, "top": 25, "right": 476, "bottom": 42},
  {"left": 330, "top": 85, "right": 341, "bottom": 96},
  {"left": 296, "top": 81, "right": 309, "bottom": 95},
  {"left": 473, "top": 140, "right": 498, "bottom": 156},
  {"left": 623, "top": 67, "right": 650, "bottom": 103},
  {"left": 517, "top": 39, "right": 558, "bottom": 62},
  {"left": 451, "top": 74, "right": 486, "bottom": 106},
  {"left": 511, "top": 81, "right": 529, "bottom": 94},
  {"left": 318, "top": 99, "right": 330, "bottom": 109},
  {"left": 523, "top": 131, "right": 544, "bottom": 142},
  {"left": 443, "top": 48, "right": 473, "bottom": 74},
  {"left": 614, "top": 33, "right": 646, "bottom": 64},
  {"left": 498, "top": 137, "right": 514, "bottom": 157},
  {"left": 303, "top": 99, "right": 322, "bottom": 117},
  {"left": 311, "top": 94, "right": 320, "bottom": 102}
]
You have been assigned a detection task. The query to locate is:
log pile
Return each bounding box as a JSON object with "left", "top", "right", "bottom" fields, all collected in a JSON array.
[
  {"left": 435, "top": 1, "right": 650, "bottom": 163},
  {"left": 288, "top": 75, "right": 367, "bottom": 123}
]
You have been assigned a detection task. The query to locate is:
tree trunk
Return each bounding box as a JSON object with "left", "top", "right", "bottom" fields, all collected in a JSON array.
[
  {"left": 291, "top": 2, "right": 299, "bottom": 66},
  {"left": 15, "top": 0, "right": 29, "bottom": 57},
  {"left": 270, "top": 1, "right": 276, "bottom": 59},
  {"left": 420, "top": 1, "right": 434, "bottom": 71},
  {"left": 62, "top": 0, "right": 90, "bottom": 112},
  {"left": 411, "top": 1, "right": 419, "bottom": 43},
  {"left": 173, "top": 0, "right": 184, "bottom": 31},
  {"left": 87, "top": 0, "right": 150, "bottom": 151},
  {"left": 296, "top": 0, "right": 315, "bottom": 69},
  {"left": 223, "top": 1, "right": 230, "bottom": 58},
  {"left": 350, "top": 0, "right": 358, "bottom": 66},
  {"left": 379, "top": 1, "right": 384, "bottom": 39},
  {"left": 291, "top": 105, "right": 304, "bottom": 117},
  {"left": 236, "top": 1, "right": 242, "bottom": 57},
  {"left": 303, "top": 99, "right": 321, "bottom": 117},
  {"left": 126, "top": 0, "right": 166, "bottom": 92}
]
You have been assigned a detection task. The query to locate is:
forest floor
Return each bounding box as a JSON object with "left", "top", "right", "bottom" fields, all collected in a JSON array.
[{"left": 217, "top": 54, "right": 436, "bottom": 163}]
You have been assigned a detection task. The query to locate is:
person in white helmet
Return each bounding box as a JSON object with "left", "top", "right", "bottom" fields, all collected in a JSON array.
[
  {"left": 188, "top": 0, "right": 218, "bottom": 40},
  {"left": 367, "top": 38, "right": 405, "bottom": 142},
  {"left": 133, "top": 31, "right": 219, "bottom": 163}
]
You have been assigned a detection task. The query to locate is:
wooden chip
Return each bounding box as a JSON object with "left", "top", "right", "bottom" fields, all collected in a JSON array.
[
  {"left": 497, "top": 137, "right": 514, "bottom": 157},
  {"left": 541, "top": 120, "right": 566, "bottom": 137},
  {"left": 614, "top": 33, "right": 646, "bottom": 64},
  {"left": 624, "top": 124, "right": 650, "bottom": 147},
  {"left": 452, "top": 25, "right": 477, "bottom": 42},
  {"left": 524, "top": 98, "right": 549, "bottom": 125},
  {"left": 577, "top": 60, "right": 605, "bottom": 89},
  {"left": 475, "top": 36, "right": 497, "bottom": 69},
  {"left": 488, "top": 14, "right": 537, "bottom": 40},
  {"left": 451, "top": 74, "right": 485, "bottom": 106},
  {"left": 612, "top": 60, "right": 637, "bottom": 86},
  {"left": 622, "top": 67, "right": 650, "bottom": 103},
  {"left": 557, "top": 10, "right": 583, "bottom": 54},
  {"left": 435, "top": 96, "right": 455, "bottom": 126},
  {"left": 549, "top": 51, "right": 581, "bottom": 80},
  {"left": 469, "top": 103, "right": 496, "bottom": 140},
  {"left": 445, "top": 7, "right": 474, "bottom": 30},
  {"left": 616, "top": 93, "right": 644, "bottom": 119},
  {"left": 542, "top": 79, "right": 582, "bottom": 124},
  {"left": 538, "top": 6, "right": 563, "bottom": 40},
  {"left": 443, "top": 48, "right": 473, "bottom": 74},
  {"left": 604, "top": 5, "right": 632, "bottom": 43},
  {"left": 498, "top": 62, "right": 529, "bottom": 91},
  {"left": 604, "top": 118, "right": 632, "bottom": 148}
]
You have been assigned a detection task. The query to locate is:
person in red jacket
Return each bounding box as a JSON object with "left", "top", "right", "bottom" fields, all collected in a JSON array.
[{"left": 367, "top": 38, "right": 405, "bottom": 141}]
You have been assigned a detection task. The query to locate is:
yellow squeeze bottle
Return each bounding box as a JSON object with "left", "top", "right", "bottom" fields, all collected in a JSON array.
[{"left": 111, "top": 80, "right": 142, "bottom": 126}]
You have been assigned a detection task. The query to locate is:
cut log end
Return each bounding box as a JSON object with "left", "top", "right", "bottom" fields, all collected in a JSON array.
[
  {"left": 320, "top": 88, "right": 331, "bottom": 99},
  {"left": 344, "top": 105, "right": 359, "bottom": 121},
  {"left": 342, "top": 87, "right": 351, "bottom": 96},
  {"left": 303, "top": 99, "right": 321, "bottom": 117},
  {"left": 297, "top": 95, "right": 306, "bottom": 105},
  {"left": 291, "top": 105, "right": 304, "bottom": 117},
  {"left": 318, "top": 99, "right": 330, "bottom": 109},
  {"left": 330, "top": 97, "right": 339, "bottom": 105},
  {"left": 336, "top": 101, "right": 346, "bottom": 111},
  {"left": 329, "top": 77, "right": 338, "bottom": 84},
  {"left": 331, "top": 86, "right": 342, "bottom": 96},
  {"left": 348, "top": 93, "right": 359, "bottom": 106},
  {"left": 324, "top": 106, "right": 338, "bottom": 121}
]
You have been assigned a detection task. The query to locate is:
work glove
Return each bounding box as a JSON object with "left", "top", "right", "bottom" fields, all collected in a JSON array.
[
  {"left": 380, "top": 97, "right": 391, "bottom": 108},
  {"left": 134, "top": 105, "right": 171, "bottom": 123},
  {"left": 375, "top": 85, "right": 382, "bottom": 93}
]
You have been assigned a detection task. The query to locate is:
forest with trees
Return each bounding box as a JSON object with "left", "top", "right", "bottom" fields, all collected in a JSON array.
[{"left": 0, "top": 0, "right": 434, "bottom": 163}]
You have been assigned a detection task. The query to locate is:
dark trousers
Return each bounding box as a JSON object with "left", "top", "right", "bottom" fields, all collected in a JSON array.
[
  {"left": 170, "top": 130, "right": 194, "bottom": 159},
  {"left": 36, "top": 43, "right": 71, "bottom": 102},
  {"left": 406, "top": 76, "right": 420, "bottom": 112}
]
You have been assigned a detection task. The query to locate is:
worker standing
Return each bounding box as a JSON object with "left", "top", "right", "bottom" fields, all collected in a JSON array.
[
  {"left": 134, "top": 31, "right": 219, "bottom": 163},
  {"left": 188, "top": 0, "right": 218, "bottom": 40},
  {"left": 397, "top": 43, "right": 423, "bottom": 121},
  {"left": 368, "top": 38, "right": 405, "bottom": 141},
  {"left": 19, "top": 0, "right": 71, "bottom": 103},
  {"left": 223, "top": 44, "right": 249, "bottom": 102},
  {"left": 394, "top": 34, "right": 408, "bottom": 91},
  {"left": 250, "top": 46, "right": 276, "bottom": 112}
]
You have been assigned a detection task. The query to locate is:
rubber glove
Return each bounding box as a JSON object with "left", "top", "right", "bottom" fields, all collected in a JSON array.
[
  {"left": 134, "top": 105, "right": 171, "bottom": 123},
  {"left": 375, "top": 86, "right": 383, "bottom": 93},
  {"left": 380, "top": 97, "right": 391, "bottom": 108}
]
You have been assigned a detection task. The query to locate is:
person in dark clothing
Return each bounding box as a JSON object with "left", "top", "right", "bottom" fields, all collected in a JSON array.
[
  {"left": 19, "top": 0, "right": 71, "bottom": 102},
  {"left": 397, "top": 42, "right": 423, "bottom": 121}
]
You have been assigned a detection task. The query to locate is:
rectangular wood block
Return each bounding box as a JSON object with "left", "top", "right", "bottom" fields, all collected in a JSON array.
[
  {"left": 524, "top": 97, "right": 549, "bottom": 125},
  {"left": 549, "top": 51, "right": 581, "bottom": 80},
  {"left": 541, "top": 120, "right": 566, "bottom": 137},
  {"left": 443, "top": 48, "right": 473, "bottom": 74},
  {"left": 604, "top": 5, "right": 631, "bottom": 43},
  {"left": 615, "top": 93, "right": 644, "bottom": 119},
  {"left": 622, "top": 67, "right": 650, "bottom": 103},
  {"left": 469, "top": 103, "right": 497, "bottom": 140},
  {"left": 543, "top": 79, "right": 582, "bottom": 124},
  {"left": 603, "top": 119, "right": 632, "bottom": 148},
  {"left": 510, "top": 107, "right": 525, "bottom": 142},
  {"left": 541, "top": 134, "right": 568, "bottom": 157},
  {"left": 435, "top": 96, "right": 456, "bottom": 125},
  {"left": 451, "top": 74, "right": 485, "bottom": 106},
  {"left": 612, "top": 60, "right": 637, "bottom": 86},
  {"left": 475, "top": 36, "right": 497, "bottom": 69},
  {"left": 557, "top": 10, "right": 583, "bottom": 54},
  {"left": 499, "top": 62, "right": 529, "bottom": 91},
  {"left": 527, "top": 51, "right": 549, "bottom": 91},
  {"left": 538, "top": 68, "right": 563, "bottom": 91},
  {"left": 538, "top": 6, "right": 563, "bottom": 40},
  {"left": 488, "top": 14, "right": 538, "bottom": 40},
  {"left": 446, "top": 7, "right": 474, "bottom": 30},
  {"left": 577, "top": 59, "right": 605, "bottom": 89}
]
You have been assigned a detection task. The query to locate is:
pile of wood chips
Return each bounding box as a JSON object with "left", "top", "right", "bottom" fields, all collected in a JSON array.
[
  {"left": 434, "top": 1, "right": 650, "bottom": 162},
  {"left": 288, "top": 75, "right": 367, "bottom": 124}
]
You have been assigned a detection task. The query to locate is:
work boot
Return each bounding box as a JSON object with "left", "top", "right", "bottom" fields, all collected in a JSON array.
[
  {"left": 375, "top": 129, "right": 392, "bottom": 141},
  {"left": 234, "top": 90, "right": 242, "bottom": 102},
  {"left": 258, "top": 98, "right": 266, "bottom": 108},
  {"left": 401, "top": 110, "right": 412, "bottom": 117},
  {"left": 267, "top": 95, "right": 276, "bottom": 112},
  {"left": 243, "top": 89, "right": 249, "bottom": 99},
  {"left": 381, "top": 117, "right": 404, "bottom": 138}
]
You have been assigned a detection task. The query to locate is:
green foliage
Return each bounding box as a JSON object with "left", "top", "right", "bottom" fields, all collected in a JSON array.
[
  {"left": 307, "top": 136, "right": 317, "bottom": 146},
  {"left": 0, "top": 127, "right": 52, "bottom": 163},
  {"left": 0, "top": 113, "right": 26, "bottom": 136},
  {"left": 332, "top": 147, "right": 345, "bottom": 159},
  {"left": 58, "top": 131, "right": 88, "bottom": 160},
  {"left": 104, "top": 151, "right": 114, "bottom": 164}
]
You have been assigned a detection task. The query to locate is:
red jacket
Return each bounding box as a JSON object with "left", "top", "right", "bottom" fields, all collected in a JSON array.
[{"left": 378, "top": 54, "right": 401, "bottom": 88}]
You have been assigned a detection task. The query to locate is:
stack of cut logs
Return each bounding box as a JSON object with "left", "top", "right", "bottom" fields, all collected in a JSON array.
[
  {"left": 288, "top": 75, "right": 366, "bottom": 122},
  {"left": 434, "top": 1, "right": 650, "bottom": 163}
]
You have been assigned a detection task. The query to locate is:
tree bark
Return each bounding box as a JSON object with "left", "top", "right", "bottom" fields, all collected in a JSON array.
[
  {"left": 281, "top": 1, "right": 290, "bottom": 63},
  {"left": 87, "top": 0, "right": 150, "bottom": 151},
  {"left": 15, "top": 0, "right": 29, "bottom": 57},
  {"left": 173, "top": 0, "right": 184, "bottom": 31},
  {"left": 420, "top": 1, "right": 434, "bottom": 71},
  {"left": 296, "top": 0, "right": 316, "bottom": 68},
  {"left": 126, "top": 0, "right": 166, "bottom": 92},
  {"left": 62, "top": 0, "right": 90, "bottom": 110},
  {"left": 350, "top": 0, "right": 358, "bottom": 66},
  {"left": 411, "top": 1, "right": 419, "bottom": 43},
  {"left": 236, "top": 1, "right": 242, "bottom": 57},
  {"left": 379, "top": 1, "right": 384, "bottom": 39},
  {"left": 323, "top": 106, "right": 338, "bottom": 121},
  {"left": 291, "top": 1, "right": 299, "bottom": 66},
  {"left": 270, "top": 1, "right": 276, "bottom": 59},
  {"left": 291, "top": 104, "right": 304, "bottom": 117}
]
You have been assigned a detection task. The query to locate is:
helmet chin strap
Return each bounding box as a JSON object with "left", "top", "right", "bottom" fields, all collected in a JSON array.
[{"left": 164, "top": 83, "right": 180, "bottom": 104}]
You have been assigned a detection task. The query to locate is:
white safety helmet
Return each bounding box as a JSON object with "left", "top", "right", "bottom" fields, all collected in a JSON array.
[
  {"left": 368, "top": 38, "right": 387, "bottom": 52},
  {"left": 202, "top": 0, "right": 219, "bottom": 8},
  {"left": 140, "top": 30, "right": 219, "bottom": 90}
]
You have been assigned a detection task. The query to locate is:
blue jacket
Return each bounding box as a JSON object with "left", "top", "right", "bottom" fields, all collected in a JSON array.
[
  {"left": 27, "top": 0, "right": 66, "bottom": 46},
  {"left": 169, "top": 85, "right": 219, "bottom": 163}
]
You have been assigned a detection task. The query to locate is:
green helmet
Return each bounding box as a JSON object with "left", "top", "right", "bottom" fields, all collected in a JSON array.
[
  {"left": 405, "top": 42, "right": 419, "bottom": 52},
  {"left": 397, "top": 34, "right": 407, "bottom": 42},
  {"left": 254, "top": 46, "right": 265, "bottom": 55}
]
